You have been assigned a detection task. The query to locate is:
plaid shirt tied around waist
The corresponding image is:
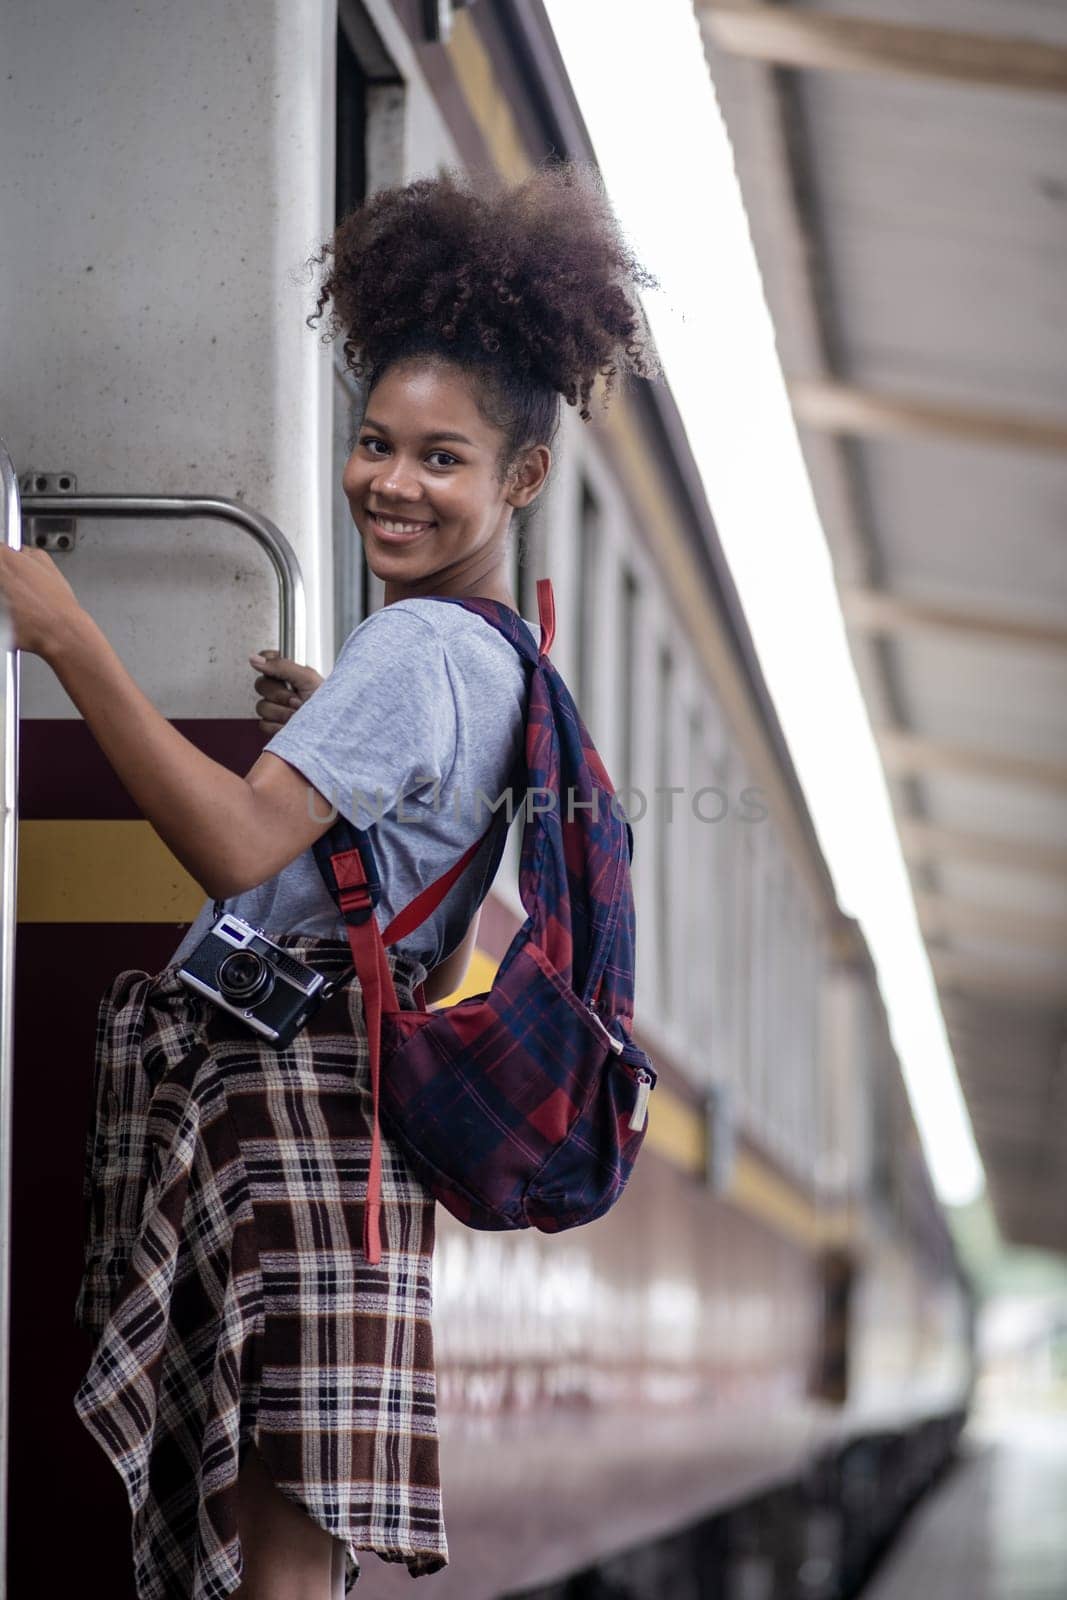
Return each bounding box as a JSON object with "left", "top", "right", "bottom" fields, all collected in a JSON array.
[{"left": 73, "top": 937, "right": 448, "bottom": 1599}]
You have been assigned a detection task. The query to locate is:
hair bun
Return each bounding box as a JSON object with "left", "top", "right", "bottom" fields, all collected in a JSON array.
[{"left": 306, "top": 159, "right": 662, "bottom": 423}]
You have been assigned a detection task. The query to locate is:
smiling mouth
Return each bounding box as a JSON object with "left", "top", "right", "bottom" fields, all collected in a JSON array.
[{"left": 367, "top": 512, "right": 436, "bottom": 540}]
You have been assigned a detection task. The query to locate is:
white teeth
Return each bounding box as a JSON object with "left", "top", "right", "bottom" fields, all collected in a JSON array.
[{"left": 374, "top": 515, "right": 432, "bottom": 534}]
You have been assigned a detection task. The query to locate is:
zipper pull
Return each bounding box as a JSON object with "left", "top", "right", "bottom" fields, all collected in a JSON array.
[
  {"left": 587, "top": 1003, "right": 624, "bottom": 1055},
  {"left": 628, "top": 1069, "right": 653, "bottom": 1132}
]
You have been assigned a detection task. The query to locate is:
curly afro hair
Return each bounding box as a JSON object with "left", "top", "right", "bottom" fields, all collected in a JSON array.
[{"left": 305, "top": 158, "right": 663, "bottom": 486}]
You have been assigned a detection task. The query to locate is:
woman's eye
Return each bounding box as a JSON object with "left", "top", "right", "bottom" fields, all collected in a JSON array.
[{"left": 351, "top": 436, "right": 458, "bottom": 468}]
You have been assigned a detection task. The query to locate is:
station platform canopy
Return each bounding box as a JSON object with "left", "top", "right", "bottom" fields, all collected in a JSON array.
[{"left": 694, "top": 0, "right": 1067, "bottom": 1253}]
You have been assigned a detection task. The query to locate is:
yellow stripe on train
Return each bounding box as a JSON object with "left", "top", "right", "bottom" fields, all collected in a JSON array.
[{"left": 18, "top": 819, "right": 205, "bottom": 923}]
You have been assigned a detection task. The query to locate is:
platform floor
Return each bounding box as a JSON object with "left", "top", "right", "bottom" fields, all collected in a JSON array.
[{"left": 862, "top": 1405, "right": 1067, "bottom": 1600}]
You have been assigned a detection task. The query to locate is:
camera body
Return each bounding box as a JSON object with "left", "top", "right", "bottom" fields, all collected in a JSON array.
[{"left": 177, "top": 913, "right": 329, "bottom": 1048}]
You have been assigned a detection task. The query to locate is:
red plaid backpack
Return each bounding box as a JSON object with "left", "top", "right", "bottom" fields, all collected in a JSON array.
[{"left": 313, "top": 578, "right": 658, "bottom": 1263}]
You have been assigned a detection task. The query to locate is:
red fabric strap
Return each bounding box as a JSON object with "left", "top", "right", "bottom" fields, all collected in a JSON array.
[
  {"left": 380, "top": 820, "right": 495, "bottom": 945},
  {"left": 343, "top": 911, "right": 391, "bottom": 1262},
  {"left": 326, "top": 815, "right": 497, "bottom": 1263},
  {"left": 536, "top": 576, "right": 555, "bottom": 657}
]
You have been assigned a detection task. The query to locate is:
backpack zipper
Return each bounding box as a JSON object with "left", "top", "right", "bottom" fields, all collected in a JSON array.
[
  {"left": 584, "top": 1004, "right": 651, "bottom": 1132},
  {"left": 586, "top": 1003, "right": 624, "bottom": 1055},
  {"left": 628, "top": 1070, "right": 653, "bottom": 1133}
]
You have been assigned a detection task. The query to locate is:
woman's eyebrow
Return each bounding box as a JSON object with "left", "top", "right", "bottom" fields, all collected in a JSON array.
[{"left": 362, "top": 416, "right": 475, "bottom": 447}]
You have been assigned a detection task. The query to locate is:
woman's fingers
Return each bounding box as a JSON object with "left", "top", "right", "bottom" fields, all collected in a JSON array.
[
  {"left": 255, "top": 695, "right": 294, "bottom": 732},
  {"left": 249, "top": 649, "right": 283, "bottom": 674},
  {"left": 248, "top": 650, "right": 323, "bottom": 700},
  {"left": 249, "top": 648, "right": 323, "bottom": 732},
  {"left": 0, "top": 545, "right": 87, "bottom": 658},
  {"left": 253, "top": 672, "right": 300, "bottom": 708},
  {"left": 253, "top": 681, "right": 299, "bottom": 732}
]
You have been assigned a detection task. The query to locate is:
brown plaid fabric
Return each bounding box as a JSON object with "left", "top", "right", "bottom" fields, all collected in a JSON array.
[{"left": 73, "top": 935, "right": 448, "bottom": 1598}]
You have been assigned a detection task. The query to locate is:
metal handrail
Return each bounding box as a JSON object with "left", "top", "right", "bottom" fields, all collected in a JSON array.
[
  {"left": 0, "top": 441, "right": 21, "bottom": 1599},
  {"left": 0, "top": 481, "right": 307, "bottom": 1595},
  {"left": 18, "top": 493, "right": 306, "bottom": 660}
]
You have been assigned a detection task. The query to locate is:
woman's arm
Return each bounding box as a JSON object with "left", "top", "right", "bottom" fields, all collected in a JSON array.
[
  {"left": 0, "top": 550, "right": 333, "bottom": 898},
  {"left": 422, "top": 907, "right": 482, "bottom": 1007}
]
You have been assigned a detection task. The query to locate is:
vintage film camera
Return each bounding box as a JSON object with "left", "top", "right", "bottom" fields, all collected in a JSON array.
[{"left": 177, "top": 912, "right": 336, "bottom": 1048}]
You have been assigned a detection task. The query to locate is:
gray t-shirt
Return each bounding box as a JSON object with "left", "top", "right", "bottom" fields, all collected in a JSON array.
[{"left": 170, "top": 597, "right": 538, "bottom": 971}]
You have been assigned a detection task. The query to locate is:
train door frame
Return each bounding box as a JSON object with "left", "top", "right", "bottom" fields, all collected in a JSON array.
[
  {"left": 333, "top": 4, "right": 407, "bottom": 652},
  {"left": 0, "top": 442, "right": 22, "bottom": 1600}
]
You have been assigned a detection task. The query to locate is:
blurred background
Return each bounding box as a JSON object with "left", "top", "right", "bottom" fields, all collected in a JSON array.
[{"left": 1, "top": 1, "right": 1064, "bottom": 1596}]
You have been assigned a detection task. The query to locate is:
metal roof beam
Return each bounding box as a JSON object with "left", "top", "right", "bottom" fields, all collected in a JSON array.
[
  {"left": 899, "top": 818, "right": 1067, "bottom": 878},
  {"left": 916, "top": 893, "right": 1067, "bottom": 947},
  {"left": 790, "top": 378, "right": 1067, "bottom": 456},
  {"left": 842, "top": 588, "right": 1067, "bottom": 654},
  {"left": 961, "top": 1104, "right": 1061, "bottom": 1143},
  {"left": 878, "top": 730, "right": 1067, "bottom": 791},
  {"left": 698, "top": 3, "right": 1067, "bottom": 96},
  {"left": 931, "top": 954, "right": 1067, "bottom": 1001}
]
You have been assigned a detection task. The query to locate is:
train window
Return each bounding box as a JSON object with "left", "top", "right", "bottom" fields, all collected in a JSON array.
[
  {"left": 683, "top": 706, "right": 701, "bottom": 1041},
  {"left": 336, "top": 21, "right": 368, "bottom": 222},
  {"left": 780, "top": 857, "right": 796, "bottom": 1158},
  {"left": 509, "top": 511, "right": 523, "bottom": 622},
  {"left": 763, "top": 856, "right": 779, "bottom": 1151},
  {"left": 767, "top": 843, "right": 800, "bottom": 1165},
  {"left": 795, "top": 886, "right": 819, "bottom": 1178},
  {"left": 686, "top": 706, "right": 716, "bottom": 1061},
  {"left": 734, "top": 816, "right": 754, "bottom": 1117},
  {"left": 332, "top": 26, "right": 372, "bottom": 651},
  {"left": 711, "top": 750, "right": 736, "bottom": 1091},
  {"left": 576, "top": 477, "right": 600, "bottom": 728},
  {"left": 512, "top": 501, "right": 542, "bottom": 626},
  {"left": 332, "top": 9, "right": 402, "bottom": 651},
  {"left": 771, "top": 864, "right": 812, "bottom": 1177},
  {"left": 804, "top": 916, "right": 827, "bottom": 1182},
  {"left": 780, "top": 874, "right": 802, "bottom": 1164},
  {"left": 333, "top": 374, "right": 365, "bottom": 647},
  {"left": 619, "top": 567, "right": 638, "bottom": 810},
  {"left": 749, "top": 827, "right": 771, "bottom": 1133},
  {"left": 500, "top": 493, "right": 548, "bottom": 896},
  {"left": 654, "top": 643, "right": 674, "bottom": 1014},
  {"left": 790, "top": 894, "right": 820, "bottom": 1183}
]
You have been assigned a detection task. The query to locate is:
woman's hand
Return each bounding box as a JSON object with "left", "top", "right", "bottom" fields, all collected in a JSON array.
[
  {"left": 0, "top": 546, "right": 88, "bottom": 659},
  {"left": 249, "top": 649, "right": 324, "bottom": 734}
]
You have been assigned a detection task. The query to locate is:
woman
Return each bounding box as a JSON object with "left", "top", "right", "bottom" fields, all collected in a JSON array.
[{"left": 0, "top": 160, "right": 659, "bottom": 1599}]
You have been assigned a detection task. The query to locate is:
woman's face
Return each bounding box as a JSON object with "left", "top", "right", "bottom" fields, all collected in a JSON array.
[{"left": 342, "top": 358, "right": 549, "bottom": 605}]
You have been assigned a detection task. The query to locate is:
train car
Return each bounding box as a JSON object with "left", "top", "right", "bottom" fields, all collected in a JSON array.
[{"left": 0, "top": 2, "right": 973, "bottom": 1597}]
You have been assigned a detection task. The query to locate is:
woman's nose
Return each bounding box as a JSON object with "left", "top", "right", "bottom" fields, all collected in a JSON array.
[{"left": 371, "top": 458, "right": 422, "bottom": 500}]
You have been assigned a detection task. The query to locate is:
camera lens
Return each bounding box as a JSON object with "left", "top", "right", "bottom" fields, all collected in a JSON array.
[{"left": 217, "top": 950, "right": 273, "bottom": 1006}]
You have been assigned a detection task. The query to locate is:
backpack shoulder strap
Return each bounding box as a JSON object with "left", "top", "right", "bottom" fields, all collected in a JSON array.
[
  {"left": 423, "top": 577, "right": 554, "bottom": 666},
  {"left": 313, "top": 813, "right": 498, "bottom": 947}
]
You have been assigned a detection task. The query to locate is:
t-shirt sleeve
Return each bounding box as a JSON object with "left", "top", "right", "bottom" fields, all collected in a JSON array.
[{"left": 262, "top": 604, "right": 458, "bottom": 830}]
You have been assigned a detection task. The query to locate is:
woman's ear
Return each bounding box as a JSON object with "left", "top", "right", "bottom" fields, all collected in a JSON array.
[{"left": 506, "top": 444, "right": 551, "bottom": 509}]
